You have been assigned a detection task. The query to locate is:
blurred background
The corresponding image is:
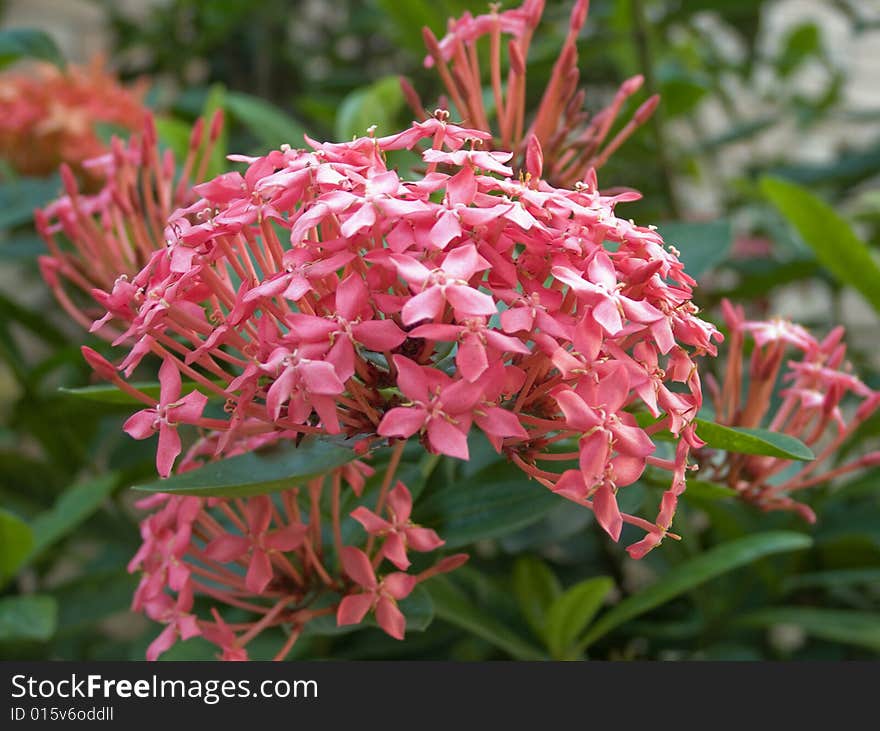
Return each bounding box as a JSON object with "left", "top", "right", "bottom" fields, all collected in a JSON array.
[{"left": 1, "top": 0, "right": 878, "bottom": 660}]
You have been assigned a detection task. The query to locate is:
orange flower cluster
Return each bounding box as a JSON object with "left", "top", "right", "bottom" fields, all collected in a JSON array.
[{"left": 0, "top": 57, "right": 147, "bottom": 178}]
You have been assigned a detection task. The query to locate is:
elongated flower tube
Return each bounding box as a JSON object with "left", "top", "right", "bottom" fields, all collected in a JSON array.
[
  {"left": 411, "top": 0, "right": 659, "bottom": 186},
  {"left": 702, "top": 300, "right": 880, "bottom": 521},
  {"left": 36, "top": 110, "right": 224, "bottom": 337},
  {"left": 49, "top": 117, "right": 720, "bottom": 561}
]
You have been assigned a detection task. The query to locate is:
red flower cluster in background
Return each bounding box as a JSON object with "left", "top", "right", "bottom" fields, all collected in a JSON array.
[
  {"left": 412, "top": 0, "right": 659, "bottom": 186},
  {"left": 0, "top": 57, "right": 146, "bottom": 178},
  {"left": 703, "top": 301, "right": 880, "bottom": 521}
]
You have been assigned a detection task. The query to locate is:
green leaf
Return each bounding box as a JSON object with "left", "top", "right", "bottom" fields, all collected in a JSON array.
[
  {"left": 0, "top": 28, "right": 64, "bottom": 69},
  {"left": 133, "top": 437, "right": 357, "bottom": 497},
  {"left": 415, "top": 460, "right": 561, "bottom": 549},
  {"left": 512, "top": 556, "right": 561, "bottom": 641},
  {"left": 738, "top": 607, "right": 880, "bottom": 653},
  {"left": 0, "top": 595, "right": 57, "bottom": 642},
  {"left": 695, "top": 419, "right": 814, "bottom": 461},
  {"left": 29, "top": 474, "right": 119, "bottom": 558},
  {"left": 336, "top": 75, "right": 406, "bottom": 141},
  {"left": 154, "top": 116, "right": 193, "bottom": 162},
  {"left": 0, "top": 174, "right": 62, "bottom": 229},
  {"left": 0, "top": 509, "right": 33, "bottom": 583},
  {"left": 59, "top": 379, "right": 226, "bottom": 405},
  {"left": 682, "top": 480, "right": 739, "bottom": 501},
  {"left": 760, "top": 176, "right": 880, "bottom": 314},
  {"left": 655, "top": 219, "right": 732, "bottom": 278},
  {"left": 545, "top": 577, "right": 614, "bottom": 660},
  {"left": 225, "top": 91, "right": 307, "bottom": 150},
  {"left": 577, "top": 531, "right": 813, "bottom": 652},
  {"left": 428, "top": 576, "right": 546, "bottom": 660},
  {"left": 782, "top": 568, "right": 880, "bottom": 593}
]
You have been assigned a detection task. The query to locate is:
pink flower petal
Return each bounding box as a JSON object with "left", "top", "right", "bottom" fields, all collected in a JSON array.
[
  {"left": 337, "top": 592, "right": 374, "bottom": 627},
  {"left": 375, "top": 596, "right": 407, "bottom": 640},
  {"left": 426, "top": 418, "right": 469, "bottom": 459},
  {"left": 340, "top": 546, "right": 377, "bottom": 589},
  {"left": 592, "top": 483, "right": 622, "bottom": 541}
]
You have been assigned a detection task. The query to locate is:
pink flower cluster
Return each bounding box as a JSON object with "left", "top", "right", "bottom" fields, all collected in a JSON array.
[
  {"left": 412, "top": 0, "right": 659, "bottom": 186},
  {"left": 44, "top": 112, "right": 720, "bottom": 564},
  {"left": 703, "top": 301, "right": 880, "bottom": 520},
  {"left": 118, "top": 436, "right": 465, "bottom": 660}
]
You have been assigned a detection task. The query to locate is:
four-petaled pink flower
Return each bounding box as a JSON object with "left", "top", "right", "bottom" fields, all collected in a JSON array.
[
  {"left": 143, "top": 583, "right": 201, "bottom": 661},
  {"left": 391, "top": 244, "right": 496, "bottom": 326},
  {"left": 350, "top": 482, "right": 443, "bottom": 569},
  {"left": 204, "top": 495, "right": 307, "bottom": 594},
  {"left": 378, "top": 355, "right": 480, "bottom": 459},
  {"left": 123, "top": 358, "right": 208, "bottom": 477},
  {"left": 336, "top": 547, "right": 416, "bottom": 640}
]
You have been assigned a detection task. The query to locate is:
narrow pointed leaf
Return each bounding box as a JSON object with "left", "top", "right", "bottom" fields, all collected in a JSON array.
[
  {"left": 577, "top": 531, "right": 813, "bottom": 652},
  {"left": 545, "top": 577, "right": 614, "bottom": 660},
  {"left": 0, "top": 509, "right": 33, "bottom": 583},
  {"left": 696, "top": 419, "right": 814, "bottom": 461},
  {"left": 133, "top": 437, "right": 357, "bottom": 497},
  {"left": 415, "top": 461, "right": 560, "bottom": 549},
  {"left": 60, "top": 379, "right": 226, "bottom": 405},
  {"left": 761, "top": 176, "right": 880, "bottom": 314},
  {"left": 29, "top": 474, "right": 119, "bottom": 558},
  {"left": 738, "top": 607, "right": 880, "bottom": 652},
  {"left": 512, "top": 556, "right": 561, "bottom": 641},
  {"left": 428, "top": 576, "right": 546, "bottom": 661}
]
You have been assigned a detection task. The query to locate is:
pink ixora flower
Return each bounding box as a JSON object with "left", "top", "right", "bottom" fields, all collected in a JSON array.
[
  {"left": 204, "top": 496, "right": 308, "bottom": 594},
  {"left": 123, "top": 359, "right": 208, "bottom": 477},
  {"left": 412, "top": 0, "right": 659, "bottom": 185},
  {"left": 336, "top": 546, "right": 417, "bottom": 640},
  {"left": 702, "top": 300, "right": 880, "bottom": 521},
  {"left": 49, "top": 114, "right": 720, "bottom": 560},
  {"left": 351, "top": 482, "right": 443, "bottom": 569}
]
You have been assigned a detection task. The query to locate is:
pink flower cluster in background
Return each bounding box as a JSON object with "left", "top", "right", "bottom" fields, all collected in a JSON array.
[
  {"left": 412, "top": 0, "right": 659, "bottom": 186},
  {"left": 703, "top": 301, "right": 880, "bottom": 520}
]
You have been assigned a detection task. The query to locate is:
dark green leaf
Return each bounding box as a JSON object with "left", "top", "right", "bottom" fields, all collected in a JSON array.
[
  {"left": 428, "top": 576, "right": 546, "bottom": 660},
  {"left": 0, "top": 28, "right": 64, "bottom": 69},
  {"left": 0, "top": 509, "right": 33, "bottom": 582},
  {"left": 761, "top": 176, "right": 880, "bottom": 314},
  {"left": 577, "top": 531, "right": 813, "bottom": 652},
  {"left": 415, "top": 460, "right": 561, "bottom": 549},
  {"left": 545, "top": 577, "right": 614, "bottom": 660},
  {"left": 738, "top": 607, "right": 880, "bottom": 652},
  {"left": 226, "top": 91, "right": 307, "bottom": 150},
  {"left": 695, "top": 419, "right": 814, "bottom": 461},
  {"left": 783, "top": 568, "right": 880, "bottom": 593},
  {"left": 0, "top": 595, "right": 57, "bottom": 641},
  {"left": 133, "top": 437, "right": 357, "bottom": 497},
  {"left": 656, "top": 219, "right": 732, "bottom": 278},
  {"left": 512, "top": 556, "right": 561, "bottom": 640},
  {"left": 60, "top": 379, "right": 226, "bottom": 405},
  {"left": 29, "top": 474, "right": 119, "bottom": 558}
]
